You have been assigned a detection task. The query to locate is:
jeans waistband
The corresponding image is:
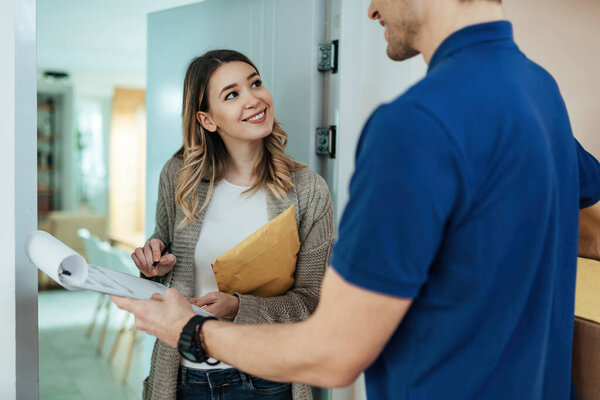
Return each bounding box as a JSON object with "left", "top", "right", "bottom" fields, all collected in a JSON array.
[{"left": 179, "top": 366, "right": 252, "bottom": 389}]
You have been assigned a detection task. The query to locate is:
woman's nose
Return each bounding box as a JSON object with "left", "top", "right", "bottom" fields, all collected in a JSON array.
[{"left": 244, "top": 92, "right": 261, "bottom": 109}]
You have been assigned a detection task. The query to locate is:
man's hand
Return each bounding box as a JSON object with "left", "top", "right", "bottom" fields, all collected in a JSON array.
[
  {"left": 579, "top": 203, "right": 600, "bottom": 261},
  {"left": 132, "top": 238, "right": 176, "bottom": 278},
  {"left": 110, "top": 288, "right": 196, "bottom": 348},
  {"left": 190, "top": 292, "right": 240, "bottom": 320}
]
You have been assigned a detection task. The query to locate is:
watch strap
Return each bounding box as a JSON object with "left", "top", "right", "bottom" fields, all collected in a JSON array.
[
  {"left": 178, "top": 315, "right": 217, "bottom": 363},
  {"left": 194, "top": 316, "right": 220, "bottom": 365}
]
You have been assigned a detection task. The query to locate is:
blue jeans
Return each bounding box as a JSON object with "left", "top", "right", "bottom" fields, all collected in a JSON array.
[{"left": 176, "top": 367, "right": 293, "bottom": 400}]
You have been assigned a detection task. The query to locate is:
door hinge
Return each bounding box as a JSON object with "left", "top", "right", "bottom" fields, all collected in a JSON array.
[
  {"left": 316, "top": 126, "right": 336, "bottom": 158},
  {"left": 318, "top": 40, "right": 338, "bottom": 73}
]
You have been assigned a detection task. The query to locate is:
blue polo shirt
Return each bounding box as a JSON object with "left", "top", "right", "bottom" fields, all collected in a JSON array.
[{"left": 331, "top": 21, "right": 600, "bottom": 399}]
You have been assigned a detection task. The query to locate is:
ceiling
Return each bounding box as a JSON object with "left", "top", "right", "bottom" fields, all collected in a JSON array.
[{"left": 37, "top": 0, "right": 202, "bottom": 91}]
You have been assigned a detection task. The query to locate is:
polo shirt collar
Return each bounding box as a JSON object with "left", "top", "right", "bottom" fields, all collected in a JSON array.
[{"left": 428, "top": 20, "right": 514, "bottom": 73}]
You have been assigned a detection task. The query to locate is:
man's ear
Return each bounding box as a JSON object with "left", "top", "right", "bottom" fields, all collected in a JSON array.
[{"left": 196, "top": 111, "right": 217, "bottom": 133}]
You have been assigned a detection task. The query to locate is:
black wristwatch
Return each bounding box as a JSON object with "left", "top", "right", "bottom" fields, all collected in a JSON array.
[{"left": 177, "top": 315, "right": 219, "bottom": 364}]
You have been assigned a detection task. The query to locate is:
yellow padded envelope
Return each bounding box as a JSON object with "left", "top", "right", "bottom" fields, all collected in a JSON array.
[{"left": 211, "top": 205, "right": 300, "bottom": 297}]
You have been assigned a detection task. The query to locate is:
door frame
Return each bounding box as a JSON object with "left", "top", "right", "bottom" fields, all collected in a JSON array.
[{"left": 1, "top": 0, "right": 39, "bottom": 398}]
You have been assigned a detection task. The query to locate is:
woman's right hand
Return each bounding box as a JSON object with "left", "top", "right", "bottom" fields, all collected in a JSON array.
[{"left": 131, "top": 238, "right": 176, "bottom": 278}]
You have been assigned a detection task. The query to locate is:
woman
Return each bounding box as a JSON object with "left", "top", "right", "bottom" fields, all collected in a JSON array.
[{"left": 131, "top": 50, "right": 334, "bottom": 400}]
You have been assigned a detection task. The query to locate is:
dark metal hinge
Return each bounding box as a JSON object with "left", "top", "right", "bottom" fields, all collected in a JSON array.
[
  {"left": 318, "top": 40, "right": 338, "bottom": 73},
  {"left": 316, "top": 126, "right": 336, "bottom": 158}
]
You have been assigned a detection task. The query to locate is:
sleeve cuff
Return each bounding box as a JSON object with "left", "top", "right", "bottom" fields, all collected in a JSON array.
[
  {"left": 331, "top": 255, "right": 421, "bottom": 299},
  {"left": 232, "top": 293, "right": 261, "bottom": 324},
  {"left": 581, "top": 197, "right": 600, "bottom": 209}
]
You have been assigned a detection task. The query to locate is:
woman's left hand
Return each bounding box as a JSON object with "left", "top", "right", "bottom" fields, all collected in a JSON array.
[{"left": 191, "top": 292, "right": 240, "bottom": 320}]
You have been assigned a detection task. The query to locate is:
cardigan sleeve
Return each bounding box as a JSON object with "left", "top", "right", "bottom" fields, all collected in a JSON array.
[
  {"left": 143, "top": 158, "right": 178, "bottom": 284},
  {"left": 150, "top": 169, "right": 172, "bottom": 246},
  {"left": 233, "top": 172, "right": 335, "bottom": 324}
]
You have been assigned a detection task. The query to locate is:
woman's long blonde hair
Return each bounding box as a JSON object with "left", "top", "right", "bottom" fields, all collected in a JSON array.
[{"left": 175, "top": 50, "right": 304, "bottom": 227}]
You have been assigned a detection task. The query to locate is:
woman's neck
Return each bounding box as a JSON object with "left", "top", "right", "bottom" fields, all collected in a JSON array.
[{"left": 224, "top": 140, "right": 263, "bottom": 187}]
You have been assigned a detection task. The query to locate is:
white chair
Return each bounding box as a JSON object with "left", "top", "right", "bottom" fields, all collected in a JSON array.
[
  {"left": 78, "top": 228, "right": 108, "bottom": 266},
  {"left": 79, "top": 229, "right": 143, "bottom": 384},
  {"left": 104, "top": 245, "right": 138, "bottom": 275},
  {"left": 78, "top": 229, "right": 113, "bottom": 349},
  {"left": 103, "top": 244, "right": 141, "bottom": 384}
]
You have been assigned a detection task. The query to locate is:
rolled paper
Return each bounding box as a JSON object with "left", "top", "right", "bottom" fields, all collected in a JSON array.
[{"left": 25, "top": 230, "right": 88, "bottom": 286}]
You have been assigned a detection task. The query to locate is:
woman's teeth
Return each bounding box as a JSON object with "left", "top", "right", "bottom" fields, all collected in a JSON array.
[{"left": 247, "top": 111, "right": 265, "bottom": 122}]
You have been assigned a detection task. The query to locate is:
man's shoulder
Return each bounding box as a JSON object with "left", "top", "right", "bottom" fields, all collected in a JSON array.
[
  {"left": 369, "top": 93, "right": 446, "bottom": 138},
  {"left": 382, "top": 51, "right": 563, "bottom": 132},
  {"left": 376, "top": 68, "right": 455, "bottom": 121},
  {"left": 361, "top": 94, "right": 464, "bottom": 169}
]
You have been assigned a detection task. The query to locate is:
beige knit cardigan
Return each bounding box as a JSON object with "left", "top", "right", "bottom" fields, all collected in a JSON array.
[{"left": 142, "top": 155, "right": 334, "bottom": 400}]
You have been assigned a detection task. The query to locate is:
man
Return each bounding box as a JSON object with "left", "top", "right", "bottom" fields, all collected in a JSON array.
[{"left": 113, "top": 0, "right": 600, "bottom": 398}]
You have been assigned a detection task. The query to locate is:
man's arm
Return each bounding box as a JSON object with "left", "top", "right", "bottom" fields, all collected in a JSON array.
[
  {"left": 579, "top": 202, "right": 600, "bottom": 261},
  {"left": 112, "top": 267, "right": 411, "bottom": 388},
  {"left": 203, "top": 268, "right": 411, "bottom": 387}
]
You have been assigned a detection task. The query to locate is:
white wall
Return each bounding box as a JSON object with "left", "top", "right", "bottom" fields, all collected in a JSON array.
[
  {"left": 36, "top": 0, "right": 200, "bottom": 90},
  {"left": 504, "top": 0, "right": 600, "bottom": 159},
  {"left": 0, "top": 0, "right": 38, "bottom": 399}
]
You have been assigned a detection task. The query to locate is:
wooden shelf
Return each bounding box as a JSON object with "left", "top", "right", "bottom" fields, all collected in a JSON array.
[
  {"left": 37, "top": 103, "right": 55, "bottom": 111},
  {"left": 38, "top": 135, "right": 56, "bottom": 143},
  {"left": 37, "top": 92, "right": 61, "bottom": 221}
]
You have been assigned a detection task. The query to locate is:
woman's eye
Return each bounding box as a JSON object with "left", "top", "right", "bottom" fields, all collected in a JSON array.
[
  {"left": 225, "top": 91, "right": 238, "bottom": 100},
  {"left": 251, "top": 79, "right": 262, "bottom": 88}
]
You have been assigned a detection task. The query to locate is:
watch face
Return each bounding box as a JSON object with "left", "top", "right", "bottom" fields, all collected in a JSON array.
[
  {"left": 178, "top": 315, "right": 212, "bottom": 363},
  {"left": 180, "top": 348, "right": 199, "bottom": 362}
]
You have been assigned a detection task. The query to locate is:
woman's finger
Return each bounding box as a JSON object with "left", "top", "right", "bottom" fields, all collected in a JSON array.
[
  {"left": 134, "top": 247, "right": 149, "bottom": 270},
  {"left": 202, "top": 304, "right": 217, "bottom": 315},
  {"left": 131, "top": 252, "right": 143, "bottom": 270},
  {"left": 149, "top": 239, "right": 163, "bottom": 263},
  {"left": 159, "top": 254, "right": 176, "bottom": 268},
  {"left": 194, "top": 294, "right": 215, "bottom": 307},
  {"left": 143, "top": 243, "right": 154, "bottom": 267}
]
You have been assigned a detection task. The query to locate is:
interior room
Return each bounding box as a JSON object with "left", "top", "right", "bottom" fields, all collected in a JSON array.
[
  {"left": 35, "top": 1, "right": 200, "bottom": 399},
  {"left": 2, "top": 0, "right": 600, "bottom": 399}
]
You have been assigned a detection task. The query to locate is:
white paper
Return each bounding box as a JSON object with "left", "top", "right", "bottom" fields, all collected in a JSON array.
[
  {"left": 26, "top": 229, "right": 89, "bottom": 286},
  {"left": 26, "top": 230, "right": 212, "bottom": 317}
]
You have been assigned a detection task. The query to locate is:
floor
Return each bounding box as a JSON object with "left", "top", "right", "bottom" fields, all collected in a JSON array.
[{"left": 39, "top": 289, "right": 149, "bottom": 400}]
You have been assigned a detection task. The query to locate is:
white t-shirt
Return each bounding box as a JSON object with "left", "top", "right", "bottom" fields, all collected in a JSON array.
[{"left": 182, "top": 179, "right": 268, "bottom": 370}]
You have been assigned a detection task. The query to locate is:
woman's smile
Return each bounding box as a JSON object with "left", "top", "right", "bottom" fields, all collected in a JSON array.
[{"left": 244, "top": 108, "right": 267, "bottom": 124}]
